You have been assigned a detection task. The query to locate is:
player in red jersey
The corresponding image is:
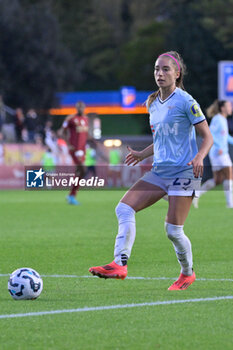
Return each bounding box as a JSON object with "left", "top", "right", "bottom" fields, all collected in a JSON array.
[{"left": 60, "top": 101, "right": 89, "bottom": 205}]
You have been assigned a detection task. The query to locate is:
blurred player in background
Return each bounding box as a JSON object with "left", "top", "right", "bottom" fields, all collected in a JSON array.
[
  {"left": 85, "top": 140, "right": 97, "bottom": 178},
  {"left": 193, "top": 100, "right": 233, "bottom": 208},
  {"left": 60, "top": 101, "right": 89, "bottom": 205},
  {"left": 89, "top": 51, "right": 213, "bottom": 290},
  {"left": 108, "top": 145, "right": 122, "bottom": 187}
]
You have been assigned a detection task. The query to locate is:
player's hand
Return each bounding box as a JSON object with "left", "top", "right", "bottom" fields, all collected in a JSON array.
[
  {"left": 187, "top": 153, "right": 204, "bottom": 178},
  {"left": 125, "top": 146, "right": 143, "bottom": 166}
]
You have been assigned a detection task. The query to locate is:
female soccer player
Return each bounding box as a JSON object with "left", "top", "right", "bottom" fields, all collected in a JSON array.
[
  {"left": 89, "top": 51, "right": 213, "bottom": 290},
  {"left": 193, "top": 100, "right": 233, "bottom": 208}
]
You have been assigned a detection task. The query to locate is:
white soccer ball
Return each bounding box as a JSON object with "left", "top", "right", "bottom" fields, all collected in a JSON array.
[{"left": 8, "top": 267, "right": 43, "bottom": 300}]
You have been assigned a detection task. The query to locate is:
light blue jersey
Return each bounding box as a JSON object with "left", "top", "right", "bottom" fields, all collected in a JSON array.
[
  {"left": 209, "top": 113, "right": 233, "bottom": 158},
  {"left": 148, "top": 87, "right": 205, "bottom": 178}
]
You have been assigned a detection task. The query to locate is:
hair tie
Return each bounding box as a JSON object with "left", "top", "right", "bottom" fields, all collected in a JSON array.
[{"left": 159, "top": 53, "right": 180, "bottom": 72}]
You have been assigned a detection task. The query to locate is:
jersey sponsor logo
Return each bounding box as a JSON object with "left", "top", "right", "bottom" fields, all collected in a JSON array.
[
  {"left": 190, "top": 103, "right": 203, "bottom": 117},
  {"left": 151, "top": 122, "right": 179, "bottom": 136},
  {"left": 75, "top": 125, "right": 88, "bottom": 132}
]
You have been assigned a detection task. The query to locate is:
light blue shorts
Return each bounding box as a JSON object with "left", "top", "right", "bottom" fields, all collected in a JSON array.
[{"left": 141, "top": 171, "right": 201, "bottom": 197}]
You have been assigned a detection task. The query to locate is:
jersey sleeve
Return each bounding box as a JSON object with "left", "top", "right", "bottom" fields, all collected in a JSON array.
[{"left": 184, "top": 98, "right": 206, "bottom": 125}]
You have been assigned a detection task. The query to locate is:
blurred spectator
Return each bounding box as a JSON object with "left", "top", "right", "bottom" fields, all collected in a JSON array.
[
  {"left": 109, "top": 146, "right": 121, "bottom": 166},
  {"left": 0, "top": 95, "right": 16, "bottom": 142},
  {"left": 108, "top": 146, "right": 122, "bottom": 187},
  {"left": 35, "top": 134, "right": 43, "bottom": 146},
  {"left": 21, "top": 127, "right": 28, "bottom": 143},
  {"left": 44, "top": 120, "right": 57, "bottom": 154},
  {"left": 56, "top": 137, "right": 73, "bottom": 165},
  {"left": 85, "top": 140, "right": 97, "bottom": 177},
  {"left": 14, "top": 108, "right": 25, "bottom": 142},
  {"left": 24, "top": 109, "right": 38, "bottom": 143},
  {"left": 0, "top": 132, "right": 4, "bottom": 164},
  {"left": 0, "top": 95, "right": 4, "bottom": 133},
  {"left": 42, "top": 145, "right": 56, "bottom": 172}
]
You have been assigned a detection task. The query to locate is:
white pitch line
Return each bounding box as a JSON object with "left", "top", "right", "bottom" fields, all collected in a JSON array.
[
  {"left": 0, "top": 296, "right": 233, "bottom": 320},
  {"left": 1, "top": 274, "right": 233, "bottom": 282}
]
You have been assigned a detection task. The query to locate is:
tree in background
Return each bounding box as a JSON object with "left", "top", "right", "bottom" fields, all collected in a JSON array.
[
  {"left": 0, "top": 0, "right": 232, "bottom": 111},
  {"left": 116, "top": 21, "right": 167, "bottom": 90},
  {"left": 194, "top": 0, "right": 233, "bottom": 50},
  {"left": 0, "top": 0, "right": 73, "bottom": 109},
  {"left": 53, "top": 0, "right": 118, "bottom": 90},
  {"left": 164, "top": 0, "right": 227, "bottom": 108}
]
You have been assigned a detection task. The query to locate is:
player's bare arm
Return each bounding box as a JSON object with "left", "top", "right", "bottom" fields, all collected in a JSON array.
[
  {"left": 125, "top": 144, "right": 154, "bottom": 166},
  {"left": 58, "top": 114, "right": 74, "bottom": 142},
  {"left": 188, "top": 120, "right": 213, "bottom": 177}
]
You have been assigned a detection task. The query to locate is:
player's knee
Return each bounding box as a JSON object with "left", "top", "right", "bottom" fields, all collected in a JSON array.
[
  {"left": 115, "top": 202, "right": 135, "bottom": 224},
  {"left": 165, "top": 222, "right": 183, "bottom": 241}
]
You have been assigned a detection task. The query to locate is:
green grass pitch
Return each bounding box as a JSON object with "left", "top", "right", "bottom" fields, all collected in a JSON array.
[{"left": 0, "top": 189, "right": 232, "bottom": 349}]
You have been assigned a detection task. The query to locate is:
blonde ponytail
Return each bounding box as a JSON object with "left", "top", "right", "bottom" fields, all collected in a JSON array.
[{"left": 146, "top": 91, "right": 159, "bottom": 108}]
